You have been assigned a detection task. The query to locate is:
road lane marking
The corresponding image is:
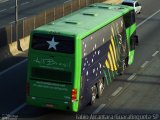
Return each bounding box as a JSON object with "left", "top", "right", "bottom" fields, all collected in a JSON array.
[
  {"left": 137, "top": 9, "right": 160, "bottom": 28},
  {"left": 141, "top": 61, "right": 149, "bottom": 68},
  {"left": 0, "top": 9, "right": 7, "bottom": 13},
  {"left": 21, "top": 1, "right": 30, "bottom": 6},
  {"left": 152, "top": 51, "right": 159, "bottom": 57},
  {"left": 127, "top": 73, "right": 136, "bottom": 81},
  {"left": 0, "top": 59, "right": 27, "bottom": 76},
  {"left": 111, "top": 87, "right": 123, "bottom": 97},
  {"left": 9, "top": 103, "right": 27, "bottom": 115},
  {"left": 92, "top": 104, "right": 106, "bottom": 114}
]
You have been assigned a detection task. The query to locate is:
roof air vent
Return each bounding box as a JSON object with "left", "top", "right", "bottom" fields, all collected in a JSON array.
[
  {"left": 83, "top": 13, "right": 97, "bottom": 16},
  {"left": 65, "top": 21, "right": 79, "bottom": 25},
  {"left": 98, "top": 6, "right": 110, "bottom": 9},
  {"left": 114, "top": 7, "right": 125, "bottom": 10},
  {"left": 47, "top": 22, "right": 54, "bottom": 25},
  {"left": 88, "top": 4, "right": 97, "bottom": 7}
]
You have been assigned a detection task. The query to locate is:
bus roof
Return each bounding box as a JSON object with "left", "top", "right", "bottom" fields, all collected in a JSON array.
[{"left": 34, "top": 3, "right": 133, "bottom": 39}]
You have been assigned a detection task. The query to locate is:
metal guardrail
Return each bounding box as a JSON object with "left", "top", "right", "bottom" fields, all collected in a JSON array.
[{"left": 0, "top": 0, "right": 106, "bottom": 48}]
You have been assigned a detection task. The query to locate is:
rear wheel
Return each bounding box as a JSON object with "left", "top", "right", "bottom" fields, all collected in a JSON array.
[
  {"left": 90, "top": 85, "right": 97, "bottom": 105},
  {"left": 97, "top": 78, "right": 105, "bottom": 98}
]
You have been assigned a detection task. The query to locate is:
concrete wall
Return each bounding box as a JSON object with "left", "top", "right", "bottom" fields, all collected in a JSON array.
[{"left": 0, "top": 0, "right": 121, "bottom": 62}]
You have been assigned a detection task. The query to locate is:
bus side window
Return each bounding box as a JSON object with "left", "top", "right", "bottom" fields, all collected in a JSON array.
[{"left": 123, "top": 10, "right": 135, "bottom": 28}]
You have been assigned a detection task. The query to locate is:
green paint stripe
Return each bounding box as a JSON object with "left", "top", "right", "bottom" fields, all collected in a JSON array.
[
  {"left": 107, "top": 69, "right": 112, "bottom": 83},
  {"left": 107, "top": 52, "right": 114, "bottom": 83},
  {"left": 103, "top": 69, "right": 109, "bottom": 85},
  {"left": 115, "top": 71, "right": 118, "bottom": 75},
  {"left": 103, "top": 69, "right": 118, "bottom": 86},
  {"left": 111, "top": 70, "right": 119, "bottom": 82},
  {"left": 111, "top": 71, "right": 115, "bottom": 82}
]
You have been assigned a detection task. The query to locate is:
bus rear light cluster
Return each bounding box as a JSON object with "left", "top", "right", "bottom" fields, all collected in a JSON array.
[{"left": 71, "top": 89, "right": 77, "bottom": 102}]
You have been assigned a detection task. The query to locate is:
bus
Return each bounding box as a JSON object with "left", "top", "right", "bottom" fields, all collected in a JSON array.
[{"left": 26, "top": 3, "right": 138, "bottom": 112}]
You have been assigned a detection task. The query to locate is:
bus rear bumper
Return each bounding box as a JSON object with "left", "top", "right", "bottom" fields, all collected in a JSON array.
[{"left": 26, "top": 96, "right": 78, "bottom": 112}]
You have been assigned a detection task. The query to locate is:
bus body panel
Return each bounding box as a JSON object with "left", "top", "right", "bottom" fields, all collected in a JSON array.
[
  {"left": 79, "top": 16, "right": 128, "bottom": 110},
  {"left": 27, "top": 34, "right": 78, "bottom": 111}
]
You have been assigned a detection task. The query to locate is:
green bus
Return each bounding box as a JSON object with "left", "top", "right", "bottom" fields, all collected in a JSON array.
[{"left": 26, "top": 3, "right": 138, "bottom": 112}]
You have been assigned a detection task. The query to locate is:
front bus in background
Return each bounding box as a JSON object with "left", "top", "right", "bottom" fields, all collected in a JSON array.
[{"left": 26, "top": 3, "right": 138, "bottom": 112}]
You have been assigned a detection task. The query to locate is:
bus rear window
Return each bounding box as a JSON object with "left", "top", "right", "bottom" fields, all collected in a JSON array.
[{"left": 32, "top": 33, "right": 74, "bottom": 54}]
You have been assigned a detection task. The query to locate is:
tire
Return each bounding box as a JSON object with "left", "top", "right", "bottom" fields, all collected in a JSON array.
[
  {"left": 90, "top": 85, "right": 97, "bottom": 105},
  {"left": 97, "top": 79, "right": 105, "bottom": 98}
]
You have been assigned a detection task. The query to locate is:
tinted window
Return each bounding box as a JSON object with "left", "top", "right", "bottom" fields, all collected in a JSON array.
[
  {"left": 32, "top": 34, "right": 74, "bottom": 54},
  {"left": 123, "top": 10, "right": 135, "bottom": 28},
  {"left": 135, "top": 2, "right": 139, "bottom": 7},
  {"left": 122, "top": 2, "right": 133, "bottom": 7}
]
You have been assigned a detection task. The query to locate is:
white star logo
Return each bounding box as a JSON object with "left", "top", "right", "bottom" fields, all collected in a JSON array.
[{"left": 47, "top": 37, "right": 59, "bottom": 50}]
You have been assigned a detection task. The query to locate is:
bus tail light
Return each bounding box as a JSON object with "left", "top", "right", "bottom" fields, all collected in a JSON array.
[
  {"left": 26, "top": 82, "right": 30, "bottom": 96},
  {"left": 71, "top": 89, "right": 77, "bottom": 102}
]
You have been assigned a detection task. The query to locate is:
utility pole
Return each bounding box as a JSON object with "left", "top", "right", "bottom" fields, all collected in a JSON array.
[{"left": 15, "top": 0, "right": 22, "bottom": 51}]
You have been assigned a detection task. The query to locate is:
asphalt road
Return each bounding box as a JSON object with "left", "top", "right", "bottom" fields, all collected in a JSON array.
[
  {"left": 0, "top": 0, "right": 160, "bottom": 119},
  {"left": 0, "top": 0, "right": 68, "bottom": 27}
]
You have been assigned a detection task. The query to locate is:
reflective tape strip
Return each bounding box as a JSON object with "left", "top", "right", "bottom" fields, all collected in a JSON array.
[
  {"left": 108, "top": 52, "right": 114, "bottom": 71},
  {"left": 105, "top": 59, "right": 110, "bottom": 69},
  {"left": 111, "top": 35, "right": 117, "bottom": 61},
  {"left": 109, "top": 44, "right": 117, "bottom": 71}
]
